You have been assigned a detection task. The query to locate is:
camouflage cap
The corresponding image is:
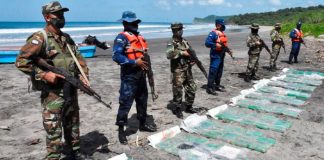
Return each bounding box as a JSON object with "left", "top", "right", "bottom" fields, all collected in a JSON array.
[
  {"left": 170, "top": 23, "right": 184, "bottom": 29},
  {"left": 250, "top": 23, "right": 260, "bottom": 29},
  {"left": 42, "top": 1, "right": 69, "bottom": 15},
  {"left": 274, "top": 23, "right": 281, "bottom": 28}
]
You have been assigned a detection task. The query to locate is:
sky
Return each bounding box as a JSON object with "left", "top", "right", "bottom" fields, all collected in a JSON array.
[{"left": 0, "top": 0, "right": 323, "bottom": 23}]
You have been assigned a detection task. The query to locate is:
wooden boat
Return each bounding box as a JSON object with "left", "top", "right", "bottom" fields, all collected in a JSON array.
[{"left": 0, "top": 45, "right": 97, "bottom": 64}]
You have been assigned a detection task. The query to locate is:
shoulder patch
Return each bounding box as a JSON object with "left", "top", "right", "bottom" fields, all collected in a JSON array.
[{"left": 31, "top": 39, "right": 40, "bottom": 45}]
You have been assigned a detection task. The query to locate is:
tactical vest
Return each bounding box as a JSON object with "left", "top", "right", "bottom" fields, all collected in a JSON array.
[
  {"left": 212, "top": 29, "right": 228, "bottom": 51},
  {"left": 292, "top": 29, "right": 303, "bottom": 42},
  {"left": 120, "top": 31, "right": 148, "bottom": 60},
  {"left": 31, "top": 30, "right": 77, "bottom": 91}
]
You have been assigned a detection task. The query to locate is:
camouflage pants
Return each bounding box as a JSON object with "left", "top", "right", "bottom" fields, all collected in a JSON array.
[
  {"left": 172, "top": 68, "right": 197, "bottom": 107},
  {"left": 270, "top": 44, "right": 281, "bottom": 67},
  {"left": 246, "top": 53, "right": 260, "bottom": 77},
  {"left": 42, "top": 92, "right": 80, "bottom": 160}
]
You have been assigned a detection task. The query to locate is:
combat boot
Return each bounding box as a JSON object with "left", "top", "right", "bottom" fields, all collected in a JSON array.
[
  {"left": 244, "top": 75, "right": 251, "bottom": 82},
  {"left": 118, "top": 125, "right": 128, "bottom": 145},
  {"left": 139, "top": 121, "right": 157, "bottom": 132},
  {"left": 172, "top": 107, "right": 183, "bottom": 119},
  {"left": 72, "top": 150, "right": 86, "bottom": 160},
  {"left": 185, "top": 105, "right": 198, "bottom": 113},
  {"left": 206, "top": 88, "right": 218, "bottom": 95},
  {"left": 269, "top": 66, "right": 275, "bottom": 72},
  {"left": 251, "top": 74, "right": 261, "bottom": 80},
  {"left": 214, "top": 85, "right": 226, "bottom": 92}
]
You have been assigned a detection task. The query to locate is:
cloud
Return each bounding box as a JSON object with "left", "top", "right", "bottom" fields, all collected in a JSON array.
[
  {"left": 157, "top": 0, "right": 171, "bottom": 10},
  {"left": 156, "top": 0, "right": 224, "bottom": 9},
  {"left": 175, "top": 0, "right": 194, "bottom": 6},
  {"left": 269, "top": 0, "right": 281, "bottom": 5},
  {"left": 198, "top": 0, "right": 224, "bottom": 5}
]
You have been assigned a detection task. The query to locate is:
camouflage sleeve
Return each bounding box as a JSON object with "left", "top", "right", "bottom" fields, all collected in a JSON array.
[
  {"left": 166, "top": 40, "right": 182, "bottom": 59},
  {"left": 15, "top": 32, "right": 44, "bottom": 76},
  {"left": 246, "top": 35, "right": 256, "bottom": 48},
  {"left": 270, "top": 30, "right": 281, "bottom": 42}
]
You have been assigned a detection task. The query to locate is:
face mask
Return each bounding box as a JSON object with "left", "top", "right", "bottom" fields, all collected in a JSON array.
[
  {"left": 172, "top": 29, "right": 183, "bottom": 38},
  {"left": 124, "top": 22, "right": 139, "bottom": 33},
  {"left": 50, "top": 18, "right": 65, "bottom": 29},
  {"left": 251, "top": 29, "right": 258, "bottom": 34},
  {"left": 220, "top": 25, "right": 226, "bottom": 31}
]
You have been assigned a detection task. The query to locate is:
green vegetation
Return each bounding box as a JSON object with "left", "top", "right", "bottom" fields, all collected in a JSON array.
[{"left": 194, "top": 5, "right": 324, "bottom": 37}]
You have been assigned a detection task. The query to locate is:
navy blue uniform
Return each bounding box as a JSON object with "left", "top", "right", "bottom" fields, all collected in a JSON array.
[
  {"left": 112, "top": 33, "right": 148, "bottom": 126},
  {"left": 289, "top": 29, "right": 302, "bottom": 63},
  {"left": 205, "top": 31, "right": 225, "bottom": 89}
]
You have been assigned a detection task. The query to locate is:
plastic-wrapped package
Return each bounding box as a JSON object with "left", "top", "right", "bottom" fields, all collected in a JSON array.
[
  {"left": 257, "top": 86, "right": 311, "bottom": 100},
  {"left": 283, "top": 68, "right": 324, "bottom": 78},
  {"left": 235, "top": 99, "right": 303, "bottom": 118},
  {"left": 279, "top": 76, "right": 322, "bottom": 86},
  {"left": 149, "top": 126, "right": 247, "bottom": 159},
  {"left": 267, "top": 81, "right": 316, "bottom": 93},
  {"left": 245, "top": 92, "right": 305, "bottom": 106},
  {"left": 181, "top": 114, "right": 276, "bottom": 153},
  {"left": 207, "top": 106, "right": 292, "bottom": 133}
]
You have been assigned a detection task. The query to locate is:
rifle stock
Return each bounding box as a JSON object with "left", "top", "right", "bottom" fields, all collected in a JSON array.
[{"left": 36, "top": 58, "right": 112, "bottom": 109}]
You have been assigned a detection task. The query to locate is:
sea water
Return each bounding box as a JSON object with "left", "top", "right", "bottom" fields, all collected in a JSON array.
[{"left": 0, "top": 22, "right": 246, "bottom": 46}]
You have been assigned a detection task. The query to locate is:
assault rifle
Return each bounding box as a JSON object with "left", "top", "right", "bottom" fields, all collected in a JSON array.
[
  {"left": 36, "top": 58, "right": 112, "bottom": 109},
  {"left": 259, "top": 39, "right": 272, "bottom": 55},
  {"left": 187, "top": 48, "right": 208, "bottom": 79},
  {"left": 127, "top": 48, "right": 158, "bottom": 101},
  {"left": 181, "top": 42, "right": 208, "bottom": 79},
  {"left": 279, "top": 38, "right": 286, "bottom": 54},
  {"left": 301, "top": 38, "right": 307, "bottom": 48},
  {"left": 142, "top": 52, "right": 159, "bottom": 102},
  {"left": 219, "top": 42, "right": 235, "bottom": 60}
]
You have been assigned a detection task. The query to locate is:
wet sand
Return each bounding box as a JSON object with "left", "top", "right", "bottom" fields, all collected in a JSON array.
[{"left": 1, "top": 26, "right": 324, "bottom": 159}]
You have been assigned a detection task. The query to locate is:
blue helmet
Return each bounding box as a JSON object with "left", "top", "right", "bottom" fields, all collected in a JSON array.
[
  {"left": 119, "top": 11, "right": 141, "bottom": 23},
  {"left": 215, "top": 19, "right": 225, "bottom": 25}
]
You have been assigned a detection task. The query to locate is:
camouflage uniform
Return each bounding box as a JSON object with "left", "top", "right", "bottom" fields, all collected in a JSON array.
[
  {"left": 166, "top": 36, "right": 197, "bottom": 111},
  {"left": 245, "top": 24, "right": 263, "bottom": 79},
  {"left": 269, "top": 23, "right": 283, "bottom": 69},
  {"left": 15, "top": 2, "right": 88, "bottom": 160}
]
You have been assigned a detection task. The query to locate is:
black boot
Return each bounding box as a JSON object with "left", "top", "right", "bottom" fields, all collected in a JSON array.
[
  {"left": 172, "top": 107, "right": 183, "bottom": 119},
  {"left": 251, "top": 74, "right": 260, "bottom": 80},
  {"left": 206, "top": 88, "right": 218, "bottom": 95},
  {"left": 118, "top": 125, "right": 128, "bottom": 145},
  {"left": 72, "top": 150, "right": 86, "bottom": 160},
  {"left": 214, "top": 85, "right": 226, "bottom": 92},
  {"left": 139, "top": 121, "right": 157, "bottom": 132},
  {"left": 185, "top": 105, "right": 198, "bottom": 113},
  {"left": 244, "top": 75, "right": 251, "bottom": 82}
]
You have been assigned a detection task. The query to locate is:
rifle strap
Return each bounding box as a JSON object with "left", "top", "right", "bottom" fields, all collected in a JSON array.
[
  {"left": 67, "top": 44, "right": 90, "bottom": 85},
  {"left": 39, "top": 29, "right": 49, "bottom": 55}
]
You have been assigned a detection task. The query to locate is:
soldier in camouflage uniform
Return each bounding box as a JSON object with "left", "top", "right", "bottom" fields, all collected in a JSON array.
[
  {"left": 245, "top": 23, "right": 263, "bottom": 82},
  {"left": 15, "top": 2, "right": 88, "bottom": 160},
  {"left": 269, "top": 23, "right": 283, "bottom": 71},
  {"left": 166, "top": 23, "right": 198, "bottom": 119}
]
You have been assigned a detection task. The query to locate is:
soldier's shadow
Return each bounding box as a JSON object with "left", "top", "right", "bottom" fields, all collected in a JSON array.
[
  {"left": 79, "top": 130, "right": 110, "bottom": 156},
  {"left": 125, "top": 114, "right": 156, "bottom": 136}
]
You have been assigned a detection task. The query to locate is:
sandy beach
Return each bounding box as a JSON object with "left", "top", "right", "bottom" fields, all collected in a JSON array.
[{"left": 1, "top": 27, "right": 324, "bottom": 160}]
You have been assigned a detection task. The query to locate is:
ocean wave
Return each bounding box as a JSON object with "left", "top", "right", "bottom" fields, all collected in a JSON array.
[{"left": 0, "top": 25, "right": 169, "bottom": 34}]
